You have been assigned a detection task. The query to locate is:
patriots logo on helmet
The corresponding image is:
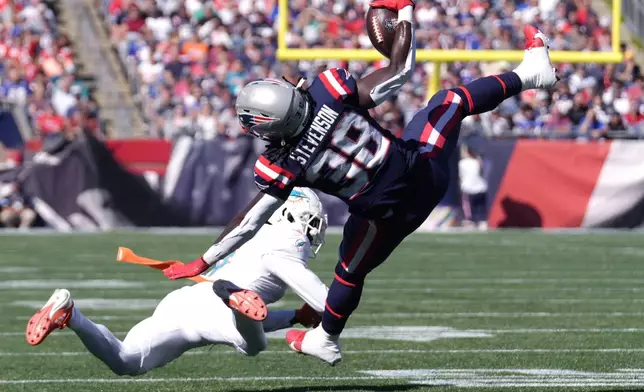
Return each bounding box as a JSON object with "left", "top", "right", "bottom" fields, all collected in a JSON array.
[{"left": 239, "top": 113, "right": 279, "bottom": 129}]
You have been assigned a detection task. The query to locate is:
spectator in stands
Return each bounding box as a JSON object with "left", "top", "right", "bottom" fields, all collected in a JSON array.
[
  {"left": 459, "top": 146, "right": 488, "bottom": 231},
  {"left": 197, "top": 102, "right": 216, "bottom": 139},
  {"left": 599, "top": 109, "right": 629, "bottom": 139},
  {"left": 0, "top": 0, "right": 102, "bottom": 139},
  {"left": 51, "top": 73, "right": 78, "bottom": 117},
  {"left": 513, "top": 103, "right": 544, "bottom": 137},
  {"left": 0, "top": 182, "right": 36, "bottom": 230},
  {"left": 0, "top": 65, "right": 29, "bottom": 104},
  {"left": 100, "top": 0, "right": 640, "bottom": 140},
  {"left": 481, "top": 109, "right": 512, "bottom": 138},
  {"left": 624, "top": 100, "right": 644, "bottom": 127},
  {"left": 35, "top": 103, "right": 65, "bottom": 140}
]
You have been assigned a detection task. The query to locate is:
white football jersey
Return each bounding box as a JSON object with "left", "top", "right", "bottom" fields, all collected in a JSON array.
[{"left": 199, "top": 224, "right": 328, "bottom": 313}]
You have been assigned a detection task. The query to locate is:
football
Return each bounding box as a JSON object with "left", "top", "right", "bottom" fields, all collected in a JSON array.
[{"left": 366, "top": 7, "right": 398, "bottom": 58}]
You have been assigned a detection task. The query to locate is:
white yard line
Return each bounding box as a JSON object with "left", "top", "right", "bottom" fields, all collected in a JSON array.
[
  {"left": 364, "top": 287, "right": 644, "bottom": 293},
  {"left": 0, "top": 267, "right": 38, "bottom": 273},
  {"left": 367, "top": 278, "right": 644, "bottom": 285},
  {"left": 12, "top": 286, "right": 644, "bottom": 295},
  {"left": 356, "top": 312, "right": 644, "bottom": 318},
  {"left": 3, "top": 327, "right": 644, "bottom": 338},
  {"left": 14, "top": 311, "right": 644, "bottom": 322},
  {"left": 275, "top": 298, "right": 644, "bottom": 305},
  {"left": 0, "top": 376, "right": 382, "bottom": 385},
  {"left": 3, "top": 348, "right": 644, "bottom": 358}
]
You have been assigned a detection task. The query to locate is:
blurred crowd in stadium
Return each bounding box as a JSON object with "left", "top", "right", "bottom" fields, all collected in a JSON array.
[
  {"left": 1, "top": 0, "right": 642, "bottom": 141},
  {"left": 0, "top": 0, "right": 102, "bottom": 140}
]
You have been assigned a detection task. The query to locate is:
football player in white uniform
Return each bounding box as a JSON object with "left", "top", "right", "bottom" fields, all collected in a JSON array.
[{"left": 25, "top": 188, "right": 329, "bottom": 376}]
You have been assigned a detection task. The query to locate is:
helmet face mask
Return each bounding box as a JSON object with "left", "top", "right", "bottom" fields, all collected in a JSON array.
[
  {"left": 236, "top": 79, "right": 310, "bottom": 142},
  {"left": 268, "top": 188, "right": 328, "bottom": 258}
]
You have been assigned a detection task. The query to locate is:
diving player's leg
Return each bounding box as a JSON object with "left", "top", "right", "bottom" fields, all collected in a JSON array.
[
  {"left": 189, "top": 282, "right": 268, "bottom": 357},
  {"left": 232, "top": 311, "right": 268, "bottom": 356},
  {"left": 24, "top": 288, "right": 201, "bottom": 376},
  {"left": 69, "top": 287, "right": 205, "bottom": 376},
  {"left": 453, "top": 25, "right": 557, "bottom": 116},
  {"left": 287, "top": 214, "right": 411, "bottom": 365},
  {"left": 69, "top": 308, "right": 201, "bottom": 376},
  {"left": 403, "top": 25, "right": 556, "bottom": 153}
]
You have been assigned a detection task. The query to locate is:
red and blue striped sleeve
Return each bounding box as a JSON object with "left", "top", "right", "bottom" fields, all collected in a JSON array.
[
  {"left": 316, "top": 68, "right": 358, "bottom": 102},
  {"left": 253, "top": 155, "right": 295, "bottom": 200}
]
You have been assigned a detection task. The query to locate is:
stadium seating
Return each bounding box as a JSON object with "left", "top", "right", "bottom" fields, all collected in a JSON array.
[
  {"left": 0, "top": 0, "right": 102, "bottom": 140},
  {"left": 100, "top": 0, "right": 641, "bottom": 140}
]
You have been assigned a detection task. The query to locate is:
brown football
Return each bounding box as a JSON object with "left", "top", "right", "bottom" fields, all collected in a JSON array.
[{"left": 366, "top": 7, "right": 398, "bottom": 58}]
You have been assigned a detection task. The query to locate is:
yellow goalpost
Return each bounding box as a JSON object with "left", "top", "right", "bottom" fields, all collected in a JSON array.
[{"left": 276, "top": 0, "right": 624, "bottom": 99}]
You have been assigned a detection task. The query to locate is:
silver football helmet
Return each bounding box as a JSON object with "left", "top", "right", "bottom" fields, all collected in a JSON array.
[{"left": 235, "top": 78, "right": 311, "bottom": 141}]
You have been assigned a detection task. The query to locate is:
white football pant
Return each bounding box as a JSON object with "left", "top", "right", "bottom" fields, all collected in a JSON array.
[{"left": 68, "top": 282, "right": 267, "bottom": 376}]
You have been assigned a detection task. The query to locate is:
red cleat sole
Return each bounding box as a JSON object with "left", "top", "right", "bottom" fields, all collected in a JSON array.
[
  {"left": 25, "top": 290, "right": 73, "bottom": 346},
  {"left": 25, "top": 304, "right": 58, "bottom": 346},
  {"left": 228, "top": 290, "right": 267, "bottom": 321}
]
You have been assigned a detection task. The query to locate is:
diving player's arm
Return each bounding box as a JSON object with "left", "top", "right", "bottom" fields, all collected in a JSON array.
[
  {"left": 355, "top": 3, "right": 415, "bottom": 109},
  {"left": 260, "top": 252, "right": 328, "bottom": 332},
  {"left": 262, "top": 238, "right": 328, "bottom": 332},
  {"left": 262, "top": 239, "right": 328, "bottom": 332},
  {"left": 201, "top": 192, "right": 284, "bottom": 264},
  {"left": 264, "top": 253, "right": 328, "bottom": 314},
  {"left": 163, "top": 192, "right": 285, "bottom": 279}
]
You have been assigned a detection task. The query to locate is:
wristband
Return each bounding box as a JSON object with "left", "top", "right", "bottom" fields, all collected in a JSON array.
[{"left": 398, "top": 5, "right": 413, "bottom": 23}]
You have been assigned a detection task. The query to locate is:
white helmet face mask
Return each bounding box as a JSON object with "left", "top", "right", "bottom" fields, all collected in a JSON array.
[{"left": 268, "top": 187, "right": 328, "bottom": 258}]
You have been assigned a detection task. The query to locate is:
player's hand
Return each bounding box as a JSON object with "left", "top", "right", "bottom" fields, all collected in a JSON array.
[
  {"left": 163, "top": 257, "right": 210, "bottom": 280},
  {"left": 294, "top": 303, "right": 322, "bottom": 328},
  {"left": 369, "top": 0, "right": 414, "bottom": 11}
]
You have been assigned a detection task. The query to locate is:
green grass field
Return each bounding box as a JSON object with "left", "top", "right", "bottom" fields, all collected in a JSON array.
[{"left": 2, "top": 231, "right": 644, "bottom": 391}]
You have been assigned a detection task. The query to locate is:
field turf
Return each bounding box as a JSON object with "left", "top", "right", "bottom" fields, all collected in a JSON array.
[{"left": 2, "top": 230, "right": 644, "bottom": 391}]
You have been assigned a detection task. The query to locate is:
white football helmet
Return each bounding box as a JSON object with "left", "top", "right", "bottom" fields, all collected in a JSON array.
[{"left": 268, "top": 187, "right": 328, "bottom": 257}]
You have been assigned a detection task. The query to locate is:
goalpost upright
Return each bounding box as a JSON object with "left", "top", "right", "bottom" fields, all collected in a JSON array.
[{"left": 276, "top": 0, "right": 624, "bottom": 99}]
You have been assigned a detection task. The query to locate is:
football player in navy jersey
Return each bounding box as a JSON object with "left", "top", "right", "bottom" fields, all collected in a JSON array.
[{"left": 164, "top": 0, "right": 557, "bottom": 365}]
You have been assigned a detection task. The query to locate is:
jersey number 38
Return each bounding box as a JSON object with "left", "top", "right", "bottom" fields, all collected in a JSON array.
[{"left": 306, "top": 113, "right": 390, "bottom": 199}]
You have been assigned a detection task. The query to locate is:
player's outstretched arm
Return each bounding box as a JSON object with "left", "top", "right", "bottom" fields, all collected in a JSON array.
[
  {"left": 356, "top": 0, "right": 416, "bottom": 109},
  {"left": 163, "top": 192, "right": 284, "bottom": 279},
  {"left": 265, "top": 254, "right": 328, "bottom": 314}
]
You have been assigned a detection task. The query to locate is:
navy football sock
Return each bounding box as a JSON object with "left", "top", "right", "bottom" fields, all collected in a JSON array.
[
  {"left": 454, "top": 72, "right": 523, "bottom": 116},
  {"left": 321, "top": 274, "right": 365, "bottom": 335}
]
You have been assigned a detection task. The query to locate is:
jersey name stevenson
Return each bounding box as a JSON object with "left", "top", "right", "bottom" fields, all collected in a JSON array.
[{"left": 289, "top": 104, "right": 339, "bottom": 166}]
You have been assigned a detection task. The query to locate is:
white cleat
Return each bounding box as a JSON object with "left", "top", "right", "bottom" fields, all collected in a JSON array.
[
  {"left": 513, "top": 25, "right": 558, "bottom": 91},
  {"left": 26, "top": 289, "right": 74, "bottom": 346},
  {"left": 286, "top": 325, "right": 342, "bottom": 366}
]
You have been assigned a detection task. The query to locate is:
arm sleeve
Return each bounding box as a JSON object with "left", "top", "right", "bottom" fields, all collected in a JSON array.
[
  {"left": 264, "top": 254, "right": 328, "bottom": 314},
  {"left": 202, "top": 193, "right": 284, "bottom": 264},
  {"left": 262, "top": 309, "right": 296, "bottom": 332},
  {"left": 254, "top": 154, "right": 296, "bottom": 200},
  {"left": 316, "top": 68, "right": 358, "bottom": 103},
  {"left": 369, "top": 6, "right": 416, "bottom": 105}
]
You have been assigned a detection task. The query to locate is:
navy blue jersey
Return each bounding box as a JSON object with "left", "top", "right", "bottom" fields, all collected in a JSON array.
[{"left": 253, "top": 69, "right": 400, "bottom": 211}]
